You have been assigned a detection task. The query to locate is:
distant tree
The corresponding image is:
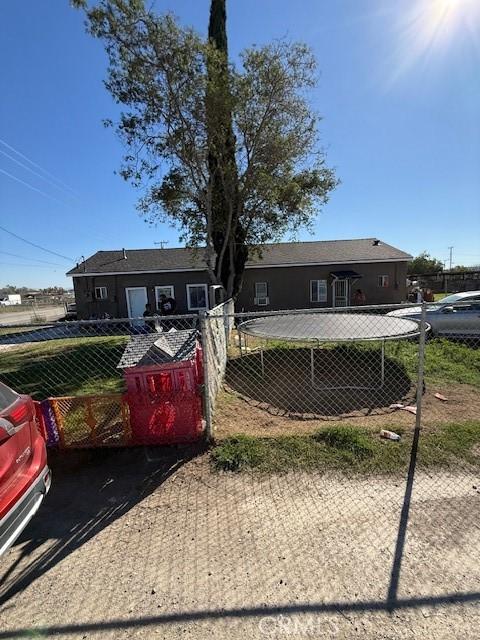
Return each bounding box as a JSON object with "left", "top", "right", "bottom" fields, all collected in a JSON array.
[
  {"left": 447, "top": 265, "right": 479, "bottom": 273},
  {"left": 407, "top": 252, "right": 444, "bottom": 275},
  {"left": 73, "top": 0, "right": 337, "bottom": 298},
  {"left": 41, "top": 286, "right": 66, "bottom": 294},
  {"left": 0, "top": 284, "right": 18, "bottom": 295}
]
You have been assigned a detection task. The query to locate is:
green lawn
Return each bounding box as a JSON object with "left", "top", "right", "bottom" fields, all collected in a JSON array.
[
  {"left": 0, "top": 336, "right": 128, "bottom": 399},
  {"left": 212, "top": 422, "right": 480, "bottom": 474},
  {"left": 0, "top": 332, "right": 478, "bottom": 402},
  {"left": 434, "top": 292, "right": 452, "bottom": 301},
  {"left": 388, "top": 338, "right": 480, "bottom": 387}
]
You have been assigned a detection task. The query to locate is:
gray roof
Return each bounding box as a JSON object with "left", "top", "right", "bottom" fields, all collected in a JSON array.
[
  {"left": 117, "top": 330, "right": 198, "bottom": 369},
  {"left": 68, "top": 239, "right": 412, "bottom": 276}
]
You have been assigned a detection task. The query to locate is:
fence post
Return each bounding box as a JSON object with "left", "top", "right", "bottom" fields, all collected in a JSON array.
[
  {"left": 199, "top": 311, "right": 214, "bottom": 442},
  {"left": 415, "top": 301, "right": 427, "bottom": 428}
]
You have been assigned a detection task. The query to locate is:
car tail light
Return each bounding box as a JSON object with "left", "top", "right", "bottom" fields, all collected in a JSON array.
[
  {"left": 0, "top": 397, "right": 33, "bottom": 437},
  {"left": 8, "top": 402, "right": 31, "bottom": 425}
]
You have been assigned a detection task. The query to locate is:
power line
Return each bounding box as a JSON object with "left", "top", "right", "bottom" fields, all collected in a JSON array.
[
  {"left": 0, "top": 148, "right": 75, "bottom": 199},
  {"left": 0, "top": 251, "right": 66, "bottom": 267},
  {"left": 0, "top": 225, "right": 74, "bottom": 262},
  {"left": 0, "top": 168, "right": 66, "bottom": 206},
  {"left": 0, "top": 138, "right": 77, "bottom": 196},
  {"left": 0, "top": 262, "right": 61, "bottom": 270}
]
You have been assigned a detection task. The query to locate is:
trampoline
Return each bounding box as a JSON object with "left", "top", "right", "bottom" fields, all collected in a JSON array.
[{"left": 237, "top": 313, "right": 422, "bottom": 390}]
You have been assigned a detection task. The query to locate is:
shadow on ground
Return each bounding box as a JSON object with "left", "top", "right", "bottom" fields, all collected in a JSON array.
[
  {"left": 0, "top": 443, "right": 206, "bottom": 608},
  {"left": 226, "top": 346, "right": 413, "bottom": 418}
]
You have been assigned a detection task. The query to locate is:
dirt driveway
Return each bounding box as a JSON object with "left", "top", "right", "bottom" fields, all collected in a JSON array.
[{"left": 0, "top": 447, "right": 479, "bottom": 639}]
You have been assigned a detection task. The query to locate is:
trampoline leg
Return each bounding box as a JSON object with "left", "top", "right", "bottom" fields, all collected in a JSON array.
[
  {"left": 380, "top": 341, "right": 385, "bottom": 387},
  {"left": 260, "top": 349, "right": 265, "bottom": 378}
]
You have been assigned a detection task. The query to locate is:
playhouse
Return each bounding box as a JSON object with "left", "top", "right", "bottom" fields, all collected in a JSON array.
[{"left": 117, "top": 329, "right": 204, "bottom": 445}]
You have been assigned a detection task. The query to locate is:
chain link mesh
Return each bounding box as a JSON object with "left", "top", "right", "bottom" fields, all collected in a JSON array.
[
  {"left": 0, "top": 314, "right": 201, "bottom": 447},
  {"left": 0, "top": 300, "right": 479, "bottom": 635},
  {"left": 222, "top": 306, "right": 421, "bottom": 421}
]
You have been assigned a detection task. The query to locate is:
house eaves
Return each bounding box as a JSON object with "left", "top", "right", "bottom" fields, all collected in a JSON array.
[{"left": 69, "top": 256, "right": 411, "bottom": 278}]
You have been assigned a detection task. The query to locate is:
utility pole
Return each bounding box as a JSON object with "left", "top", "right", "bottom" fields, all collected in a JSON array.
[
  {"left": 448, "top": 246, "right": 454, "bottom": 271},
  {"left": 154, "top": 241, "right": 169, "bottom": 249}
]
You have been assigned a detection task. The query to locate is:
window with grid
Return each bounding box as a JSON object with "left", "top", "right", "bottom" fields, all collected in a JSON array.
[
  {"left": 310, "top": 279, "right": 327, "bottom": 303},
  {"left": 94, "top": 286, "right": 108, "bottom": 300},
  {"left": 254, "top": 282, "right": 269, "bottom": 306}
]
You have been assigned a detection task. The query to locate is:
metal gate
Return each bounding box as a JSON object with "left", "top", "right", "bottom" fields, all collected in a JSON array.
[{"left": 333, "top": 278, "right": 349, "bottom": 306}]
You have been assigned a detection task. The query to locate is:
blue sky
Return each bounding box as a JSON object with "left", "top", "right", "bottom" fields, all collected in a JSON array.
[{"left": 0, "top": 0, "right": 479, "bottom": 288}]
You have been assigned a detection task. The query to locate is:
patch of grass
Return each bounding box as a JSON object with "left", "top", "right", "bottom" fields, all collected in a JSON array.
[
  {"left": 212, "top": 422, "right": 480, "bottom": 474},
  {"left": 211, "top": 434, "right": 268, "bottom": 471},
  {"left": 313, "top": 425, "right": 375, "bottom": 459},
  {"left": 420, "top": 421, "right": 480, "bottom": 467},
  {"left": 434, "top": 293, "right": 452, "bottom": 301},
  {"left": 388, "top": 338, "right": 480, "bottom": 387},
  {"left": 0, "top": 336, "right": 128, "bottom": 399},
  {"left": 0, "top": 305, "right": 34, "bottom": 313}
]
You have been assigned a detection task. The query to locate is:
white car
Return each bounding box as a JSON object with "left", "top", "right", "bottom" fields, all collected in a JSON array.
[{"left": 388, "top": 291, "right": 480, "bottom": 339}]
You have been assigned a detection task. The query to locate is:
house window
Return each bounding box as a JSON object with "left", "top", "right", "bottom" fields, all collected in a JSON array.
[
  {"left": 186, "top": 284, "right": 208, "bottom": 311},
  {"left": 155, "top": 286, "right": 175, "bottom": 310},
  {"left": 254, "top": 282, "right": 269, "bottom": 306},
  {"left": 310, "top": 280, "right": 327, "bottom": 303},
  {"left": 378, "top": 275, "right": 389, "bottom": 288},
  {"left": 94, "top": 286, "right": 107, "bottom": 300}
]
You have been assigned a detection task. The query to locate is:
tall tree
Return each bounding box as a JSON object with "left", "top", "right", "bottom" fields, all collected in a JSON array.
[
  {"left": 206, "top": 0, "right": 246, "bottom": 295},
  {"left": 73, "top": 0, "right": 337, "bottom": 298}
]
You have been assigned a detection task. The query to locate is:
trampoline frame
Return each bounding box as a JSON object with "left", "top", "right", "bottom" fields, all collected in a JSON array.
[{"left": 237, "top": 313, "right": 422, "bottom": 392}]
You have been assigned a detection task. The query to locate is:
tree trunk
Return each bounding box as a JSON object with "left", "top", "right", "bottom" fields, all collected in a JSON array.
[{"left": 207, "top": 0, "right": 245, "bottom": 299}]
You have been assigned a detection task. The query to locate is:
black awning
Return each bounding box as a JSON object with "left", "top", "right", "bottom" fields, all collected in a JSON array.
[{"left": 330, "top": 270, "right": 362, "bottom": 279}]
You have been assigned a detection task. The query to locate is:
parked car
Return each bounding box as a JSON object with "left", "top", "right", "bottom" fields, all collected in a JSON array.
[
  {"left": 388, "top": 291, "right": 480, "bottom": 339},
  {"left": 0, "top": 382, "right": 51, "bottom": 556}
]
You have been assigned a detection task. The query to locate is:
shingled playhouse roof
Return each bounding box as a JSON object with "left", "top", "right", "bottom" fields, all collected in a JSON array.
[
  {"left": 117, "top": 330, "right": 198, "bottom": 369},
  {"left": 67, "top": 239, "right": 412, "bottom": 276}
]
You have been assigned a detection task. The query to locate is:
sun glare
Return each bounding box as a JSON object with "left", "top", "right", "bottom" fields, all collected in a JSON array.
[{"left": 389, "top": 0, "right": 480, "bottom": 82}]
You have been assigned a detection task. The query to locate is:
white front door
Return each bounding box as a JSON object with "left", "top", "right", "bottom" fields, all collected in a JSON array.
[
  {"left": 126, "top": 287, "right": 148, "bottom": 319},
  {"left": 333, "top": 279, "right": 349, "bottom": 307}
]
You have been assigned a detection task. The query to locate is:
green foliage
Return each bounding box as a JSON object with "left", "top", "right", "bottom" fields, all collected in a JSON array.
[
  {"left": 0, "top": 336, "right": 127, "bottom": 399},
  {"left": 211, "top": 434, "right": 267, "bottom": 471},
  {"left": 212, "top": 422, "right": 480, "bottom": 474},
  {"left": 408, "top": 251, "right": 444, "bottom": 275},
  {"left": 388, "top": 338, "right": 480, "bottom": 387},
  {"left": 74, "top": 0, "right": 337, "bottom": 297},
  {"left": 313, "top": 426, "right": 374, "bottom": 459}
]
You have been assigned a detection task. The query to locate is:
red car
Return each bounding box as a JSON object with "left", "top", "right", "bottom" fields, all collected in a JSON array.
[{"left": 0, "top": 382, "right": 51, "bottom": 556}]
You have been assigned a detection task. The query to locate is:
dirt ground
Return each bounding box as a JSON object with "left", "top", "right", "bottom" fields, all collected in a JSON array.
[
  {"left": 214, "top": 384, "right": 480, "bottom": 439},
  {"left": 1, "top": 447, "right": 479, "bottom": 639}
]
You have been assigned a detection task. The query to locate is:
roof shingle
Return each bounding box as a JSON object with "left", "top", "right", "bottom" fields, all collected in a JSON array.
[{"left": 68, "top": 238, "right": 411, "bottom": 276}]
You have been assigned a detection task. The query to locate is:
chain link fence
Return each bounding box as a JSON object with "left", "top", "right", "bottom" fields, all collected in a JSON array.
[
  {"left": 224, "top": 305, "right": 422, "bottom": 421},
  {"left": 201, "top": 299, "right": 235, "bottom": 437},
  {"left": 0, "top": 298, "right": 479, "bottom": 633},
  {"left": 0, "top": 298, "right": 479, "bottom": 446},
  {"left": 0, "top": 314, "right": 201, "bottom": 447}
]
